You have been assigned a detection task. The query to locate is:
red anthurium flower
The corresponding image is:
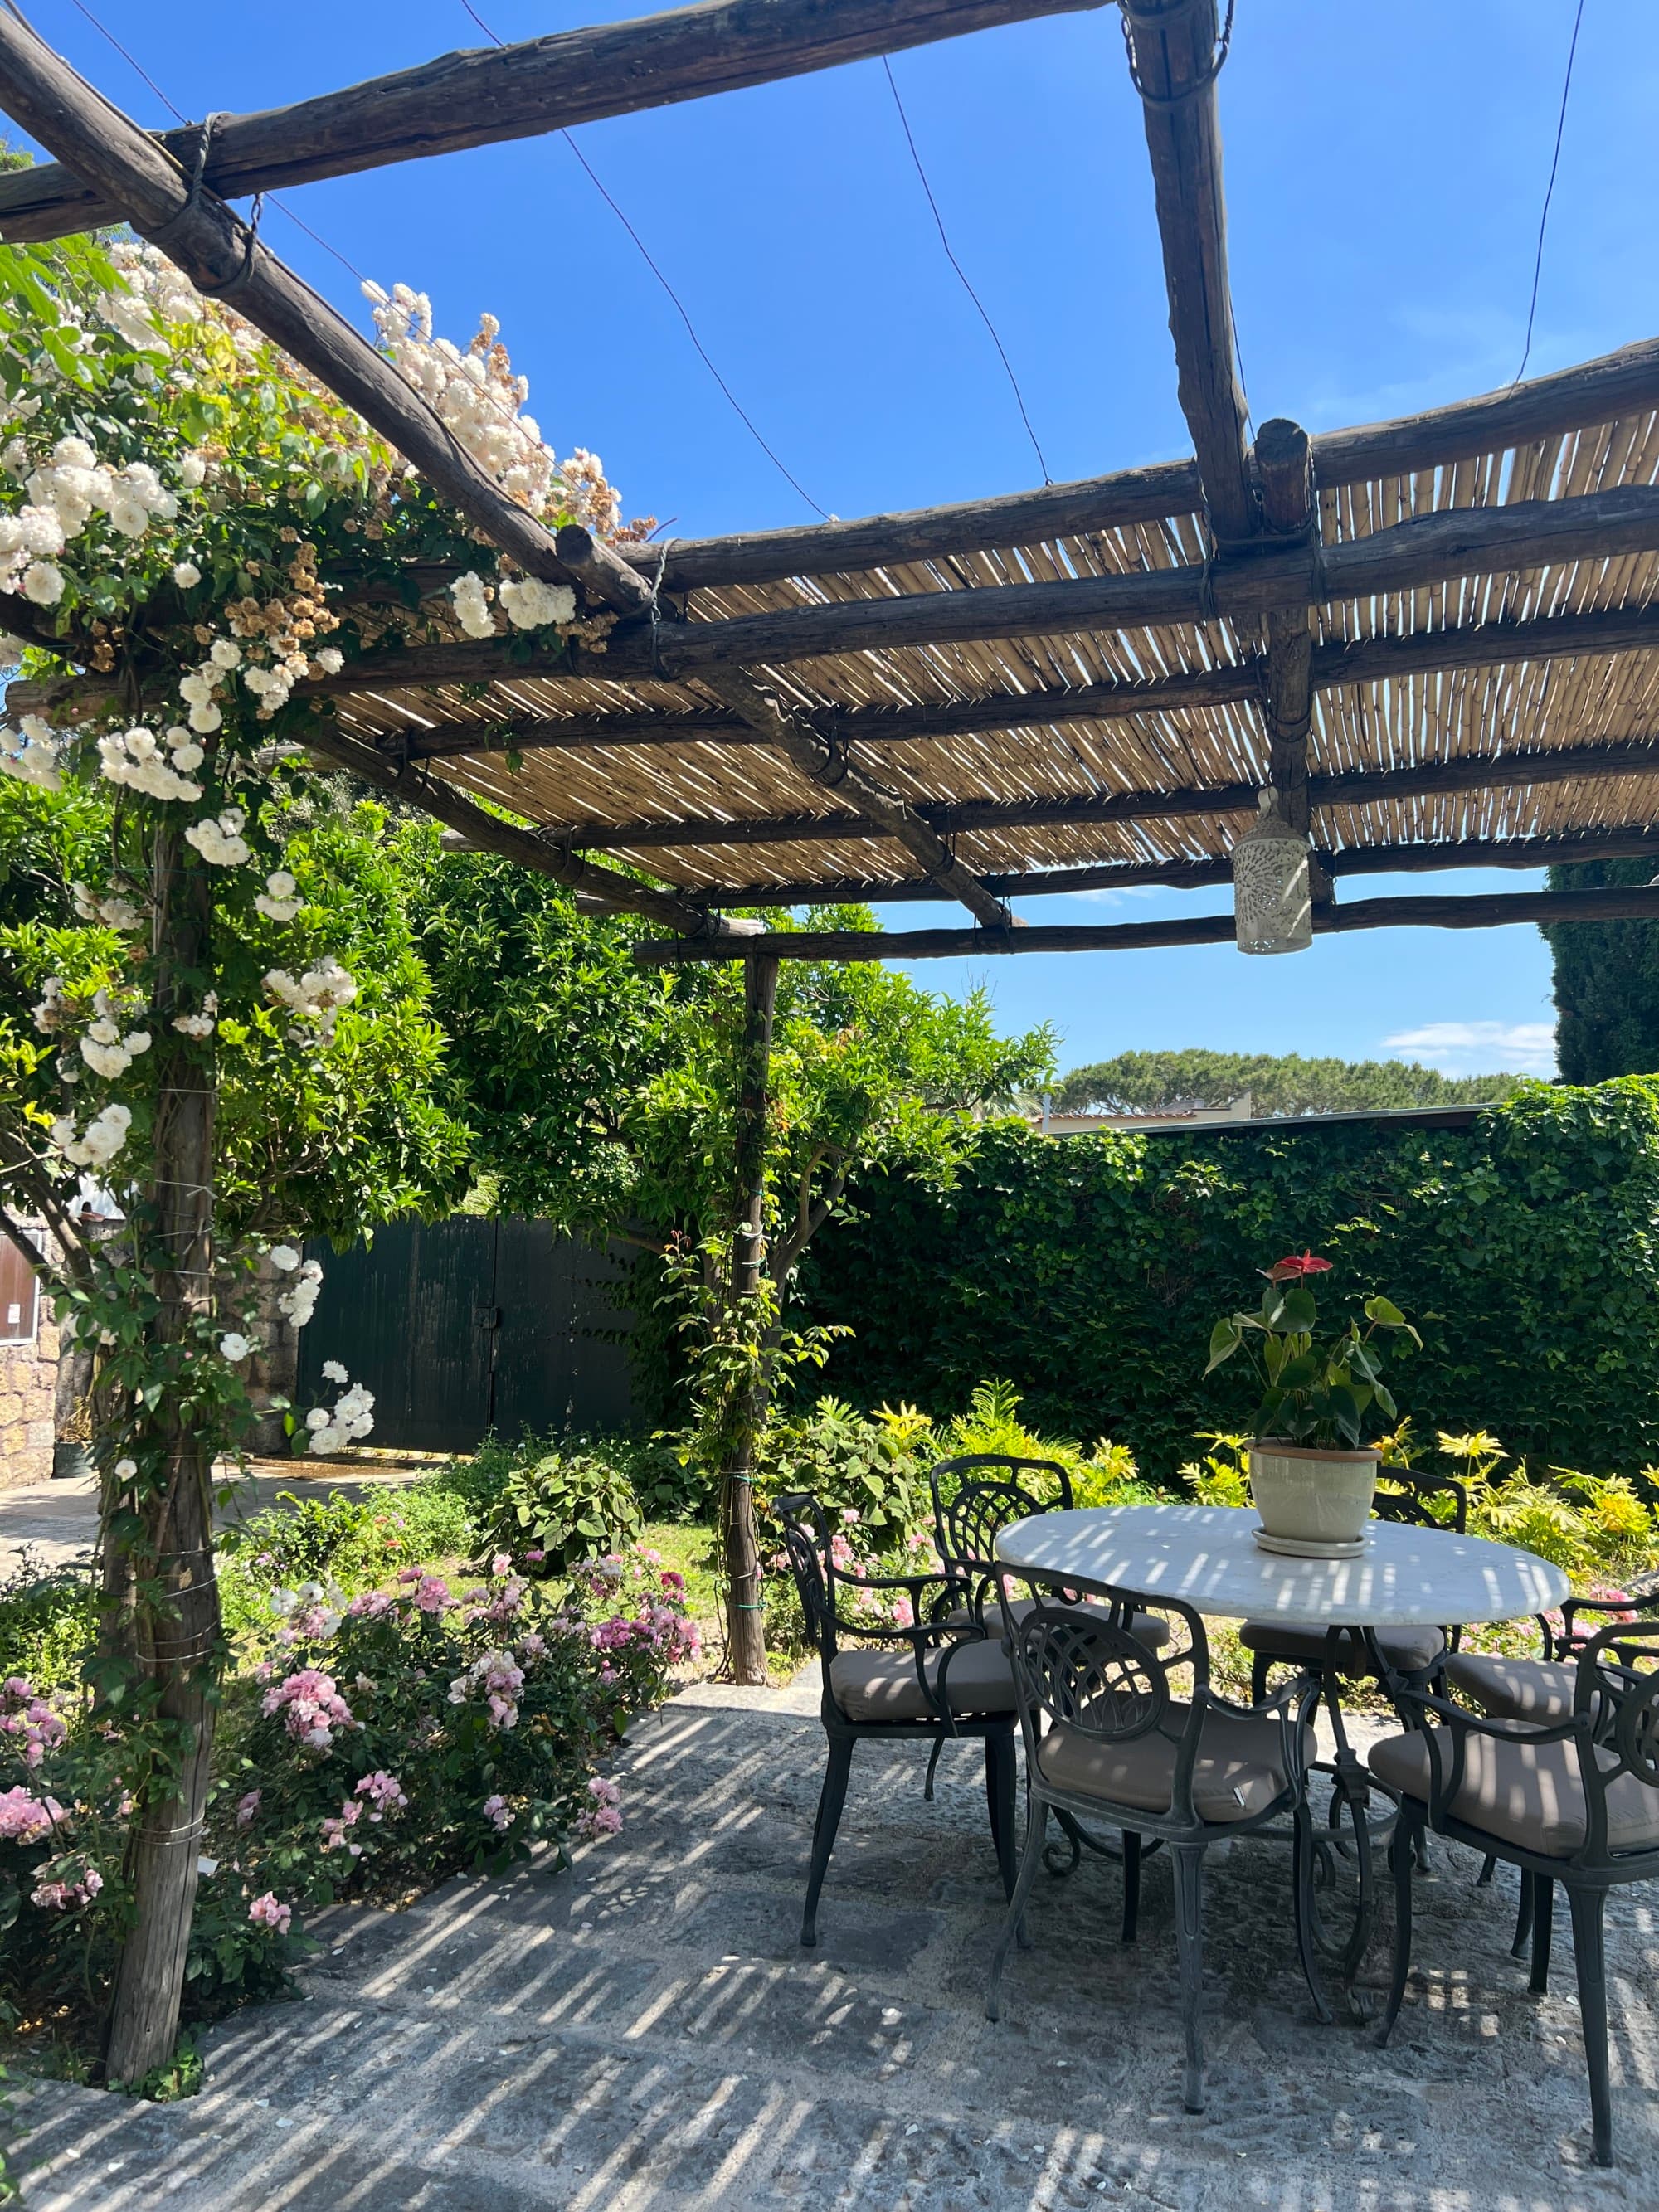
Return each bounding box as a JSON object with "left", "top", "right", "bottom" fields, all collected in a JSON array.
[{"left": 1266, "top": 1251, "right": 1333, "bottom": 1281}]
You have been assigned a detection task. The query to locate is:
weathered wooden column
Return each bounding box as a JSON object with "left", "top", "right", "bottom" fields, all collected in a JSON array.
[
  {"left": 721, "top": 951, "right": 779, "bottom": 1686},
  {"left": 105, "top": 829, "right": 222, "bottom": 2084}
]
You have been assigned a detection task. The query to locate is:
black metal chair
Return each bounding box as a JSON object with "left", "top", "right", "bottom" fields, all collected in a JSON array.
[
  {"left": 1241, "top": 1466, "right": 1470, "bottom": 1702},
  {"left": 1371, "top": 1621, "right": 1659, "bottom": 2166},
  {"left": 1445, "top": 1566, "right": 1659, "bottom": 1728},
  {"left": 1444, "top": 1570, "right": 1659, "bottom": 1937},
  {"left": 928, "top": 1451, "right": 1172, "bottom": 1654},
  {"left": 775, "top": 1490, "right": 1020, "bottom": 1947},
  {"left": 985, "top": 1561, "right": 1326, "bottom": 2115}
]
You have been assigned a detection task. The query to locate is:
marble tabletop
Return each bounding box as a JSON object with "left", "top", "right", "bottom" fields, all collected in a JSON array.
[{"left": 994, "top": 1502, "right": 1569, "bottom": 1627}]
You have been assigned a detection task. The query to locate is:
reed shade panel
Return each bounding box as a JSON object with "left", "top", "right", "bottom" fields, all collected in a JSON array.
[{"left": 305, "top": 402, "right": 1659, "bottom": 906}]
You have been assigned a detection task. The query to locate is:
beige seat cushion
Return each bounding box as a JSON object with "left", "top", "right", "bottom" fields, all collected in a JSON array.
[
  {"left": 1443, "top": 1651, "right": 1577, "bottom": 1723},
  {"left": 956, "top": 1594, "right": 1172, "bottom": 1650},
  {"left": 1368, "top": 1727, "right": 1659, "bottom": 1857},
  {"left": 829, "top": 1635, "right": 1016, "bottom": 1723},
  {"left": 1238, "top": 1619, "right": 1445, "bottom": 1676},
  {"left": 1036, "top": 1704, "right": 1311, "bottom": 1826}
]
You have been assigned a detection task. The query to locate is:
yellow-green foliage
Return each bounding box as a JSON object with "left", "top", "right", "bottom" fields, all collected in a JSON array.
[{"left": 923, "top": 1378, "right": 1153, "bottom": 1509}]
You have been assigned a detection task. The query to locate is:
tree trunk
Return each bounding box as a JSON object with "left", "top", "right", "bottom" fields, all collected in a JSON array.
[
  {"left": 720, "top": 952, "right": 777, "bottom": 1687},
  {"left": 104, "top": 831, "right": 222, "bottom": 2086}
]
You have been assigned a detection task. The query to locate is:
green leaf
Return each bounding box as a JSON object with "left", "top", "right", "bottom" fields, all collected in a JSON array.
[{"left": 1204, "top": 1319, "right": 1241, "bottom": 1373}]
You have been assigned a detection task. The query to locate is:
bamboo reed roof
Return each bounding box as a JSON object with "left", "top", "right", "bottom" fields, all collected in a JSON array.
[
  {"left": 321, "top": 407, "right": 1659, "bottom": 902},
  {"left": 12, "top": 0, "right": 1659, "bottom": 943}
]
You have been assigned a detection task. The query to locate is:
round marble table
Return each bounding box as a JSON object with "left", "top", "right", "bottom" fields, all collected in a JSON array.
[{"left": 995, "top": 1502, "right": 1569, "bottom": 1626}]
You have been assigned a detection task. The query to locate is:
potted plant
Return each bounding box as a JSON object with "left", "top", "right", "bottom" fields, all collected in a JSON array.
[
  {"left": 53, "top": 1393, "right": 95, "bottom": 1481},
  {"left": 1204, "top": 1253, "right": 1419, "bottom": 1554}
]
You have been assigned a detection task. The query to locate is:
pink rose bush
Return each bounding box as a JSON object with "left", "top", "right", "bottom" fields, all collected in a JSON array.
[
  {"left": 214, "top": 1547, "right": 693, "bottom": 1935},
  {"left": 1, "top": 1675, "right": 67, "bottom": 1768}
]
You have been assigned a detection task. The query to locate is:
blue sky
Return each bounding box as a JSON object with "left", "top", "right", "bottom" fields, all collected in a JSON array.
[{"left": 18, "top": 0, "right": 1658, "bottom": 1078}]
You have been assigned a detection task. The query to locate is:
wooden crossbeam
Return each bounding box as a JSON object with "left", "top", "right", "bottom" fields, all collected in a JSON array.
[
  {"left": 391, "top": 600, "right": 1659, "bottom": 760},
  {"left": 1121, "top": 0, "right": 1255, "bottom": 547},
  {"left": 632, "top": 882, "right": 1659, "bottom": 962},
  {"left": 1254, "top": 419, "right": 1315, "bottom": 821},
  {"left": 533, "top": 526, "right": 1009, "bottom": 924},
  {"left": 0, "top": 0, "right": 1099, "bottom": 241},
  {"left": 692, "top": 666, "right": 1012, "bottom": 926},
  {"left": 301, "top": 485, "right": 1659, "bottom": 695},
  {"left": 557, "top": 735, "right": 1659, "bottom": 851},
  {"left": 610, "top": 334, "right": 1659, "bottom": 591},
  {"left": 39, "top": 592, "right": 1659, "bottom": 744},
  {"left": 299, "top": 725, "right": 721, "bottom": 931},
  {"left": 654, "top": 826, "right": 1659, "bottom": 907}
]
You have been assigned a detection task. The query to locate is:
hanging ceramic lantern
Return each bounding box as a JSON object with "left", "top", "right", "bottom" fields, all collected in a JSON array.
[{"left": 1231, "top": 790, "right": 1313, "bottom": 955}]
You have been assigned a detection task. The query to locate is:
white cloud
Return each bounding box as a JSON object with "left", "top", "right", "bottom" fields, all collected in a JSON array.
[
  {"left": 1382, "top": 1021, "right": 1557, "bottom": 1077},
  {"left": 1066, "top": 883, "right": 1160, "bottom": 907}
]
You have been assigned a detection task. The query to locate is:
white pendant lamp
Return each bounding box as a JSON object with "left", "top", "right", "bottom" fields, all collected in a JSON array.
[{"left": 1231, "top": 790, "right": 1313, "bottom": 955}]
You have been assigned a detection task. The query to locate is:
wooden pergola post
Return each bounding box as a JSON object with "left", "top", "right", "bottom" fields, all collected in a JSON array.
[
  {"left": 721, "top": 951, "right": 779, "bottom": 1686},
  {"left": 1253, "top": 416, "right": 1330, "bottom": 898}
]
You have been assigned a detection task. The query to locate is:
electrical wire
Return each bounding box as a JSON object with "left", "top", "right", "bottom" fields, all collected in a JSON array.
[
  {"left": 59, "top": 0, "right": 369, "bottom": 282},
  {"left": 458, "top": 0, "right": 828, "bottom": 518},
  {"left": 1514, "top": 0, "right": 1586, "bottom": 387},
  {"left": 880, "top": 56, "right": 1051, "bottom": 484}
]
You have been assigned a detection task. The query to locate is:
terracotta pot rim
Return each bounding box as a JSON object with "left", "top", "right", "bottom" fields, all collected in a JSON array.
[{"left": 1248, "top": 1438, "right": 1381, "bottom": 1464}]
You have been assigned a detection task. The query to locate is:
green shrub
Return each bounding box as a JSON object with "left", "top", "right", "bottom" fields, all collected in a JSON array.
[
  {"left": 478, "top": 1440, "right": 645, "bottom": 1573},
  {"left": 798, "top": 1082, "right": 1659, "bottom": 1479},
  {"left": 0, "top": 1552, "right": 95, "bottom": 1696}
]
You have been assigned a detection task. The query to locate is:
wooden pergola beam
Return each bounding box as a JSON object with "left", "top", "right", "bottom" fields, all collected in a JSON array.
[
  {"left": 0, "top": 0, "right": 1099, "bottom": 241},
  {"left": 658, "top": 826, "right": 1659, "bottom": 907},
  {"left": 41, "top": 592, "right": 1659, "bottom": 745},
  {"left": 1121, "top": 0, "right": 1254, "bottom": 547},
  {"left": 0, "top": 13, "right": 660, "bottom": 618},
  {"left": 304, "top": 484, "right": 1659, "bottom": 694},
  {"left": 392, "top": 600, "right": 1659, "bottom": 761},
  {"left": 632, "top": 882, "right": 1659, "bottom": 963},
  {"left": 609, "top": 333, "right": 1659, "bottom": 591},
  {"left": 1254, "top": 418, "right": 1315, "bottom": 830},
  {"left": 691, "top": 665, "right": 1012, "bottom": 926},
  {"left": 557, "top": 734, "right": 1659, "bottom": 853}
]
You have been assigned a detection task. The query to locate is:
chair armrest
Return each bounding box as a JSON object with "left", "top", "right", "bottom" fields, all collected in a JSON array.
[
  {"left": 1557, "top": 1591, "right": 1657, "bottom": 1649},
  {"left": 1395, "top": 1684, "right": 1580, "bottom": 1748}
]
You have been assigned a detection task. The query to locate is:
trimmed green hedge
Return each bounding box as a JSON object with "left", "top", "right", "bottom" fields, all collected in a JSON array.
[{"left": 795, "top": 1081, "right": 1659, "bottom": 1480}]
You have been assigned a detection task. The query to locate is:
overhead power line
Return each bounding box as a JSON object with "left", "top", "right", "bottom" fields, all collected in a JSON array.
[
  {"left": 881, "top": 56, "right": 1052, "bottom": 485},
  {"left": 458, "top": 0, "right": 828, "bottom": 518},
  {"left": 1514, "top": 0, "right": 1587, "bottom": 386}
]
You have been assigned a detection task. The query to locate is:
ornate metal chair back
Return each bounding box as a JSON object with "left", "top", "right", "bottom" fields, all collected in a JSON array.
[
  {"left": 1575, "top": 1621, "right": 1659, "bottom": 1860},
  {"left": 774, "top": 1490, "right": 839, "bottom": 1675},
  {"left": 1374, "top": 1466, "right": 1468, "bottom": 1534},
  {"left": 994, "top": 1564, "right": 1208, "bottom": 1799},
  {"left": 929, "top": 1454, "right": 1073, "bottom": 1627}
]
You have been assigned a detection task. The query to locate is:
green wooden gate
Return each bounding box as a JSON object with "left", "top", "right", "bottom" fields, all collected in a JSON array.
[{"left": 294, "top": 1218, "right": 635, "bottom": 1451}]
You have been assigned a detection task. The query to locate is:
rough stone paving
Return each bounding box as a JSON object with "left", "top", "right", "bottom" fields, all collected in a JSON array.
[{"left": 6, "top": 1682, "right": 1659, "bottom": 2209}]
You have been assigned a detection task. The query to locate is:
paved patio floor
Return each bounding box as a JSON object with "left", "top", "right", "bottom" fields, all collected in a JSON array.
[
  {"left": 6, "top": 1682, "right": 1659, "bottom": 2210},
  {"left": 0, "top": 1461, "right": 433, "bottom": 1578}
]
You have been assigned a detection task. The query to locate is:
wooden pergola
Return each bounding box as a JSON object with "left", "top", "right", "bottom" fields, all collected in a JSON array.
[
  {"left": 7, "top": 0, "right": 1659, "bottom": 965},
  {"left": 10, "top": 0, "right": 1659, "bottom": 1687}
]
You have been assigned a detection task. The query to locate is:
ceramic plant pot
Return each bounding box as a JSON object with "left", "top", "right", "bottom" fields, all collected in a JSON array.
[
  {"left": 51, "top": 1441, "right": 95, "bottom": 1480},
  {"left": 1248, "top": 1439, "right": 1379, "bottom": 1552}
]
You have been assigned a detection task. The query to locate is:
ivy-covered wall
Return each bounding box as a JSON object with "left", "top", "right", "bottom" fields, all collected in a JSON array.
[{"left": 795, "top": 1082, "right": 1659, "bottom": 1480}]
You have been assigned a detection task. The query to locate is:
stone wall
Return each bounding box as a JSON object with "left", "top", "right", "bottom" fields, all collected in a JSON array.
[{"left": 0, "top": 1263, "right": 59, "bottom": 1490}]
